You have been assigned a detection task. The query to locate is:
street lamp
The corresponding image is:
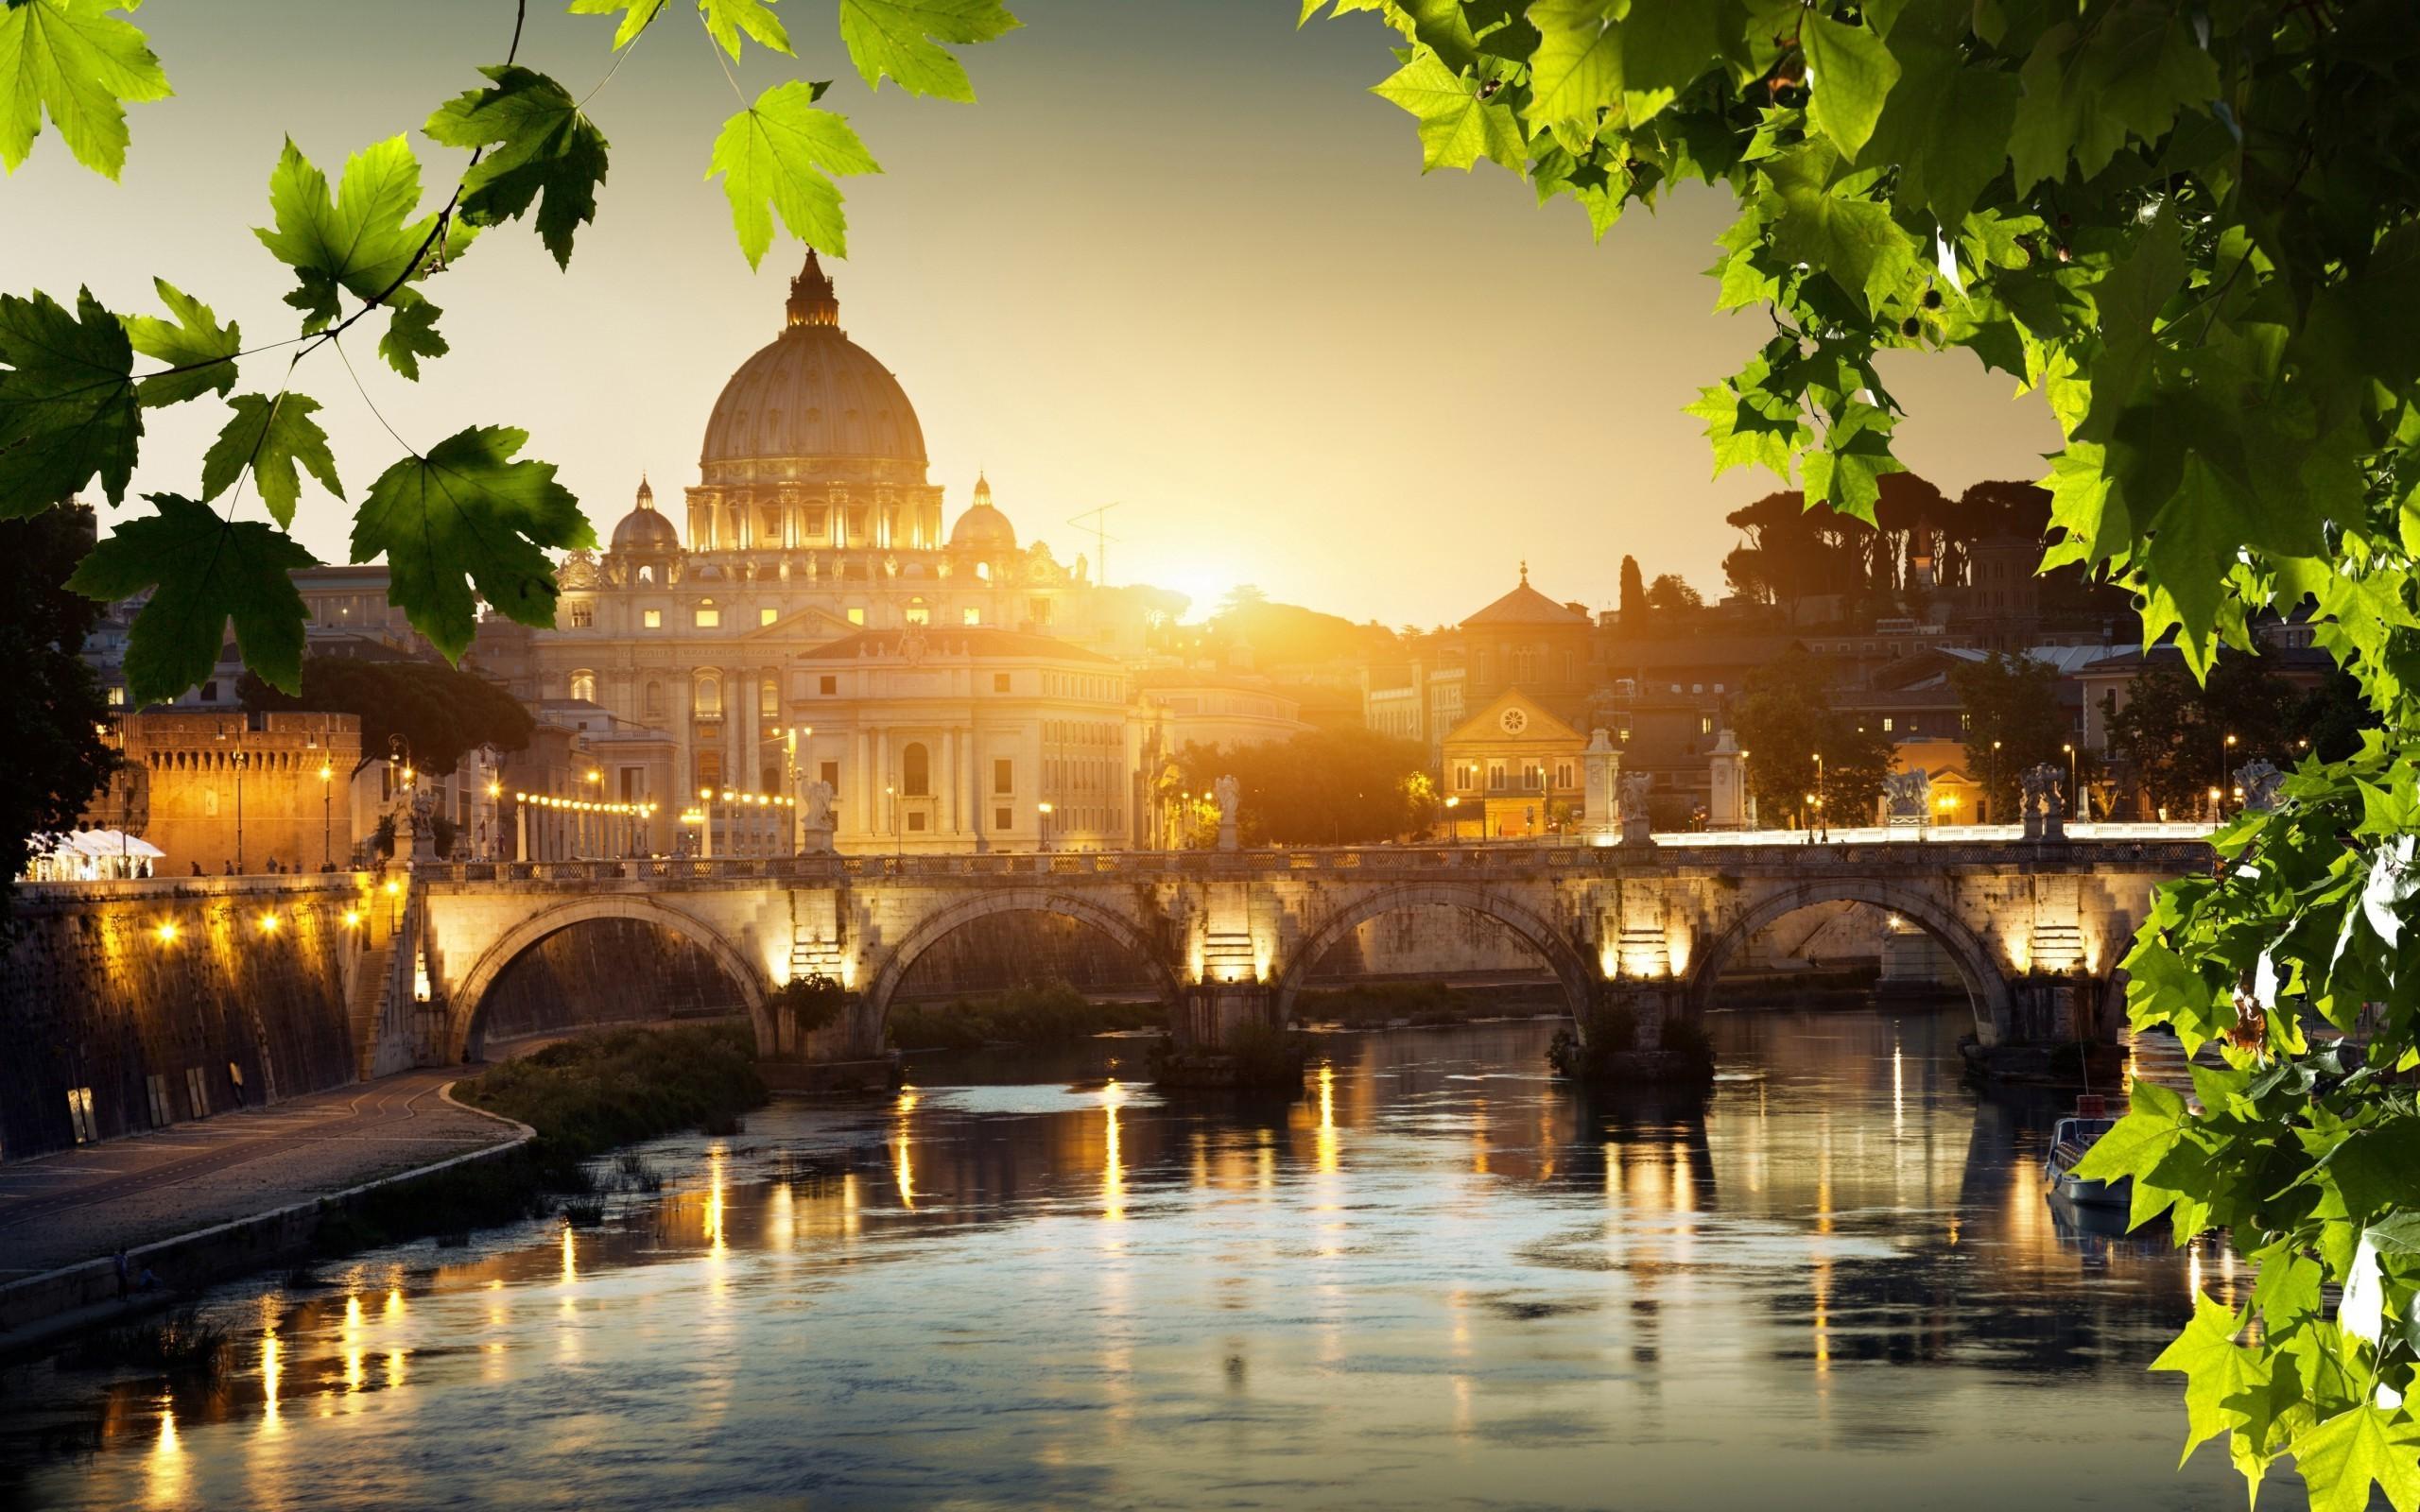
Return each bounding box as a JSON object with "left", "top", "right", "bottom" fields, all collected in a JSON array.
[
  {"left": 2062, "top": 741, "right": 2077, "bottom": 818},
  {"left": 232, "top": 747, "right": 250, "bottom": 873},
  {"left": 1811, "top": 750, "right": 1827, "bottom": 841},
  {"left": 1038, "top": 799, "right": 1054, "bottom": 853},
  {"left": 1444, "top": 793, "right": 1461, "bottom": 845},
  {"left": 2222, "top": 731, "right": 2239, "bottom": 799},
  {"left": 318, "top": 762, "right": 334, "bottom": 870}
]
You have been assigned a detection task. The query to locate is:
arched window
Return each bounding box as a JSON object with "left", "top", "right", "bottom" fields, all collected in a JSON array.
[
  {"left": 569, "top": 670, "right": 596, "bottom": 703},
  {"left": 696, "top": 675, "right": 721, "bottom": 717},
  {"left": 905, "top": 596, "right": 930, "bottom": 626},
  {"left": 759, "top": 676, "right": 779, "bottom": 720},
  {"left": 902, "top": 742, "right": 930, "bottom": 797},
  {"left": 643, "top": 680, "right": 664, "bottom": 719},
  {"left": 695, "top": 598, "right": 721, "bottom": 628}
]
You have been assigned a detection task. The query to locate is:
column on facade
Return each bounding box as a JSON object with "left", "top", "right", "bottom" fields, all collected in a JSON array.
[
  {"left": 737, "top": 665, "right": 758, "bottom": 796},
  {"left": 942, "top": 729, "right": 959, "bottom": 837},
  {"left": 873, "top": 726, "right": 890, "bottom": 845},
  {"left": 852, "top": 728, "right": 872, "bottom": 843}
]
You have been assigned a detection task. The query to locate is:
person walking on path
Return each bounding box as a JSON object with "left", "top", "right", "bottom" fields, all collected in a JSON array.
[{"left": 112, "top": 1247, "right": 129, "bottom": 1300}]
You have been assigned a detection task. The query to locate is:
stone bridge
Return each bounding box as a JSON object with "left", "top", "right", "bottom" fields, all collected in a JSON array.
[{"left": 373, "top": 837, "right": 2212, "bottom": 1074}]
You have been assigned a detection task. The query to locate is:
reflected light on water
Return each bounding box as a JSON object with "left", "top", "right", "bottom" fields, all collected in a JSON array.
[
  {"left": 561, "top": 1225, "right": 577, "bottom": 1284},
  {"left": 707, "top": 1147, "right": 729, "bottom": 1254},
  {"left": 1103, "top": 1079, "right": 1127, "bottom": 1221},
  {"left": 147, "top": 1406, "right": 184, "bottom": 1510},
  {"left": 260, "top": 1332, "right": 282, "bottom": 1430},
  {"left": 1316, "top": 1063, "right": 1340, "bottom": 1175},
  {"left": 894, "top": 1090, "right": 920, "bottom": 1211}
]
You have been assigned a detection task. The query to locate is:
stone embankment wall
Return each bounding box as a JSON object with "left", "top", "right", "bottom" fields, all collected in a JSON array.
[{"left": 2, "top": 878, "right": 369, "bottom": 1161}]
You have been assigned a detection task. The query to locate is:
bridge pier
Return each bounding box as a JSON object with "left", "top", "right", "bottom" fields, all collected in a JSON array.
[{"left": 1550, "top": 979, "right": 1714, "bottom": 1090}]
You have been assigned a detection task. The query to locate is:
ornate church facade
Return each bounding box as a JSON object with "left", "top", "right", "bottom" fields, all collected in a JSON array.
[{"left": 473, "top": 255, "right": 1157, "bottom": 854}]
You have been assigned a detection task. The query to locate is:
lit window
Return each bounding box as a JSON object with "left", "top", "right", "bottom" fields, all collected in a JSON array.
[
  {"left": 760, "top": 678, "right": 779, "bottom": 720},
  {"left": 643, "top": 609, "right": 663, "bottom": 628},
  {"left": 760, "top": 607, "right": 778, "bottom": 627},
  {"left": 1699, "top": 715, "right": 1714, "bottom": 735},
  {"left": 696, "top": 676, "right": 722, "bottom": 716},
  {"left": 963, "top": 607, "right": 982, "bottom": 626},
  {"left": 107, "top": 686, "right": 126, "bottom": 707},
  {"left": 569, "top": 671, "right": 596, "bottom": 703},
  {"left": 847, "top": 607, "right": 866, "bottom": 626},
  {"left": 695, "top": 599, "right": 721, "bottom": 628},
  {"left": 906, "top": 598, "right": 930, "bottom": 626},
  {"left": 569, "top": 603, "right": 593, "bottom": 627},
  {"left": 1883, "top": 716, "right": 1895, "bottom": 732}
]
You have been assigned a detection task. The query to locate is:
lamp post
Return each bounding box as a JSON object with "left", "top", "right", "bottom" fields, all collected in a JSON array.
[
  {"left": 2221, "top": 731, "right": 2239, "bottom": 810},
  {"left": 1038, "top": 799, "right": 1054, "bottom": 853},
  {"left": 1444, "top": 793, "right": 1461, "bottom": 845},
  {"left": 318, "top": 761, "right": 333, "bottom": 869},
  {"left": 698, "top": 787, "right": 716, "bottom": 861},
  {"left": 1811, "top": 750, "right": 1827, "bottom": 842},
  {"left": 2062, "top": 742, "right": 2078, "bottom": 820},
  {"left": 232, "top": 748, "right": 249, "bottom": 873}
]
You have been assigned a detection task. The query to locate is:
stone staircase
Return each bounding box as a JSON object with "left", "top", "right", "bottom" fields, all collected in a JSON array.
[
  {"left": 1201, "top": 929, "right": 1256, "bottom": 983},
  {"left": 789, "top": 936, "right": 848, "bottom": 982}
]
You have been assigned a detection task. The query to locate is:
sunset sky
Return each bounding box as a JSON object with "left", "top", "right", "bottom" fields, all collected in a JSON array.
[{"left": 5, "top": 0, "right": 2060, "bottom": 627}]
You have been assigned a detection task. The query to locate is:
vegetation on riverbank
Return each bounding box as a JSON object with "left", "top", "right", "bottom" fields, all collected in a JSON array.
[
  {"left": 1293, "top": 979, "right": 1560, "bottom": 1027},
  {"left": 312, "top": 1025, "right": 767, "bottom": 1257},
  {"left": 888, "top": 983, "right": 1162, "bottom": 1051},
  {"left": 53, "top": 1309, "right": 230, "bottom": 1382}
]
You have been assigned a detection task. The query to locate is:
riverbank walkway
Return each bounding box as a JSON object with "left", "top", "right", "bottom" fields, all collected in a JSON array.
[{"left": 0, "top": 1070, "right": 518, "bottom": 1283}]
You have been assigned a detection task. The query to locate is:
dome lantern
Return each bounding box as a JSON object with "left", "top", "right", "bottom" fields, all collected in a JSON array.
[{"left": 786, "top": 249, "right": 840, "bottom": 331}]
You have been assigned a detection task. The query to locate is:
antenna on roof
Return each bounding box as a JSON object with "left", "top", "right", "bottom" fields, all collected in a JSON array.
[{"left": 1066, "top": 503, "right": 1122, "bottom": 587}]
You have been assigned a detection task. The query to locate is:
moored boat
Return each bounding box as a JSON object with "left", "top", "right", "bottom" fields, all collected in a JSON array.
[{"left": 2044, "top": 1094, "right": 2131, "bottom": 1211}]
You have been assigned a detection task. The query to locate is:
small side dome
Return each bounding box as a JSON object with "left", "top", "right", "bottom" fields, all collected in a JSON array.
[
  {"left": 611, "top": 473, "right": 680, "bottom": 554},
  {"left": 949, "top": 471, "right": 1017, "bottom": 550}
]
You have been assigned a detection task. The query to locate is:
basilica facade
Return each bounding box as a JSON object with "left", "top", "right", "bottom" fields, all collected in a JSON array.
[{"left": 474, "top": 254, "right": 1157, "bottom": 853}]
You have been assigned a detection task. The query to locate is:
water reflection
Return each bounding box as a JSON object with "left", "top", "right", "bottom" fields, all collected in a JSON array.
[{"left": 0, "top": 1008, "right": 2293, "bottom": 1511}]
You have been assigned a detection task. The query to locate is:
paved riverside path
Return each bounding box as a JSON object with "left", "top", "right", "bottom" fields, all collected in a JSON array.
[{"left": 0, "top": 1071, "right": 520, "bottom": 1282}]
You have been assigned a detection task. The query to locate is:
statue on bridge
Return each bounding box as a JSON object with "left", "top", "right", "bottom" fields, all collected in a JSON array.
[
  {"left": 801, "top": 779, "right": 837, "bottom": 853},
  {"left": 1215, "top": 774, "right": 1241, "bottom": 852},
  {"left": 1617, "top": 771, "right": 1653, "bottom": 846},
  {"left": 2236, "top": 758, "right": 2285, "bottom": 813},
  {"left": 1884, "top": 766, "right": 1931, "bottom": 827},
  {"left": 2021, "top": 764, "right": 2066, "bottom": 842}
]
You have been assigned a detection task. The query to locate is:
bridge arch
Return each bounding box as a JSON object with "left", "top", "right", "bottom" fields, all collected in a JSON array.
[
  {"left": 444, "top": 895, "right": 773, "bottom": 1061},
  {"left": 859, "top": 890, "right": 1184, "bottom": 1033},
  {"left": 1271, "top": 882, "right": 1597, "bottom": 1028},
  {"left": 1684, "top": 878, "right": 2014, "bottom": 1040}
]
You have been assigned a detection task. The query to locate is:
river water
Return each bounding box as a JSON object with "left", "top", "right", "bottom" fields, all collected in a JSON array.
[{"left": 0, "top": 1008, "right": 2292, "bottom": 1511}]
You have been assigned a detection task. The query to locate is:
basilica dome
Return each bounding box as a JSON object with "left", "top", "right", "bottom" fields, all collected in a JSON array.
[
  {"left": 698, "top": 253, "right": 927, "bottom": 478},
  {"left": 610, "top": 475, "right": 679, "bottom": 553},
  {"left": 948, "top": 472, "right": 1017, "bottom": 550}
]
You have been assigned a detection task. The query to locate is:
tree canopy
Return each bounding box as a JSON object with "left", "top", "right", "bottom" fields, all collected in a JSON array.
[
  {"left": 1173, "top": 729, "right": 1437, "bottom": 847},
  {"left": 0, "top": 505, "right": 117, "bottom": 902},
  {"left": 1731, "top": 647, "right": 1891, "bottom": 826},
  {"left": 240, "top": 656, "right": 534, "bottom": 778}
]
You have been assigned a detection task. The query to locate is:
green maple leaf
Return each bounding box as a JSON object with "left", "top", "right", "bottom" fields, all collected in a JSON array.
[
  {"left": 2073, "top": 1076, "right": 2191, "bottom": 1184},
  {"left": 2291, "top": 1405, "right": 2420, "bottom": 1512},
  {"left": 0, "top": 285, "right": 140, "bottom": 513},
  {"left": 1801, "top": 402, "right": 1903, "bottom": 524},
  {"left": 352, "top": 425, "right": 596, "bottom": 662},
  {"left": 1799, "top": 11, "right": 1898, "bottom": 160},
  {"left": 0, "top": 0, "right": 169, "bottom": 179},
  {"left": 701, "top": 0, "right": 793, "bottom": 59},
  {"left": 120, "top": 278, "right": 238, "bottom": 408},
  {"left": 1766, "top": 144, "right": 1921, "bottom": 314},
  {"left": 2150, "top": 1294, "right": 2265, "bottom": 1469},
  {"left": 1524, "top": 0, "right": 1617, "bottom": 130},
  {"left": 1684, "top": 367, "right": 1808, "bottom": 479},
  {"left": 1858, "top": 20, "right": 2017, "bottom": 228},
  {"left": 1371, "top": 49, "right": 1524, "bottom": 173},
  {"left": 2010, "top": 13, "right": 2217, "bottom": 193},
  {"left": 565, "top": 0, "right": 668, "bottom": 50},
  {"left": 707, "top": 80, "right": 879, "bottom": 269},
  {"left": 200, "top": 393, "right": 342, "bottom": 530},
  {"left": 379, "top": 299, "right": 447, "bottom": 381},
  {"left": 65, "top": 492, "right": 317, "bottom": 701},
  {"left": 839, "top": 0, "right": 1019, "bottom": 101},
  {"left": 424, "top": 66, "right": 611, "bottom": 269},
  {"left": 253, "top": 135, "right": 473, "bottom": 334},
  {"left": 1617, "top": 0, "right": 1735, "bottom": 125}
]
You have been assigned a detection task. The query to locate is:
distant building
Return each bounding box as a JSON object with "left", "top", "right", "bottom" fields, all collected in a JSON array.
[
  {"left": 1440, "top": 690, "right": 1586, "bottom": 839},
  {"left": 1362, "top": 565, "right": 1593, "bottom": 759},
  {"left": 90, "top": 712, "right": 362, "bottom": 875},
  {"left": 471, "top": 254, "right": 1159, "bottom": 846}
]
